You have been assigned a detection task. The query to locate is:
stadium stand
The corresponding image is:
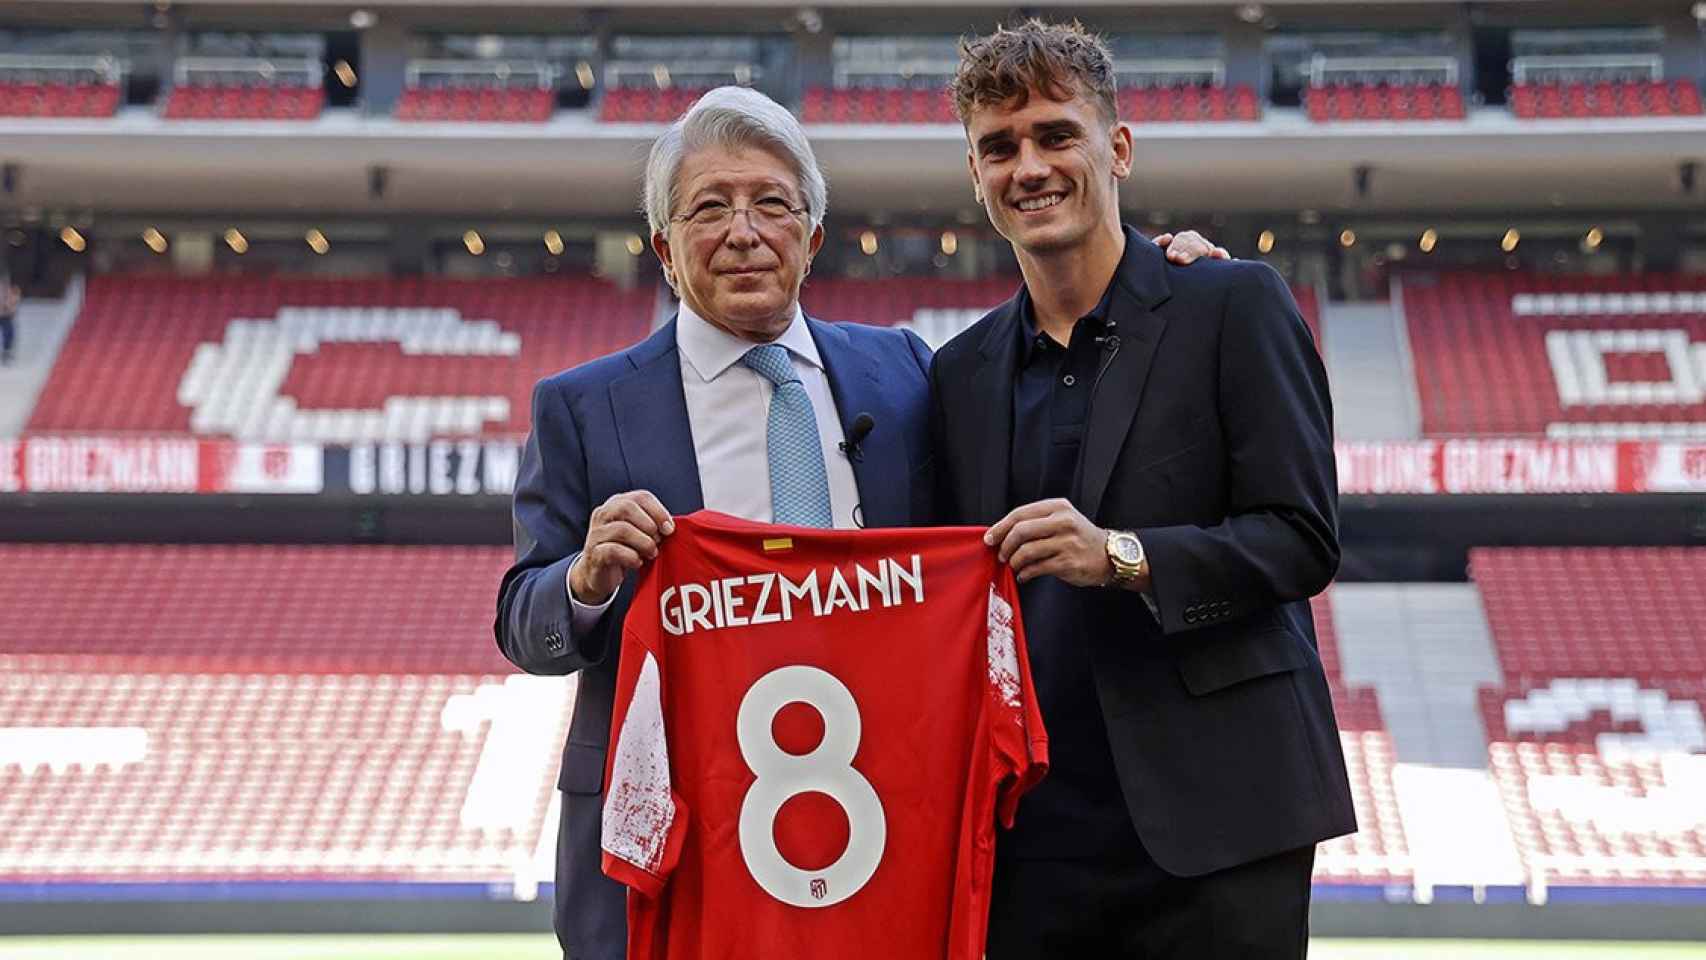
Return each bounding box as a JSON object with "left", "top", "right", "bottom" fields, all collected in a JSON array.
[
  {"left": 1312, "top": 591, "right": 1413, "bottom": 886},
  {"left": 801, "top": 276, "right": 1015, "bottom": 326},
  {"left": 598, "top": 86, "right": 709, "bottom": 122},
  {"left": 1472, "top": 548, "right": 1706, "bottom": 887},
  {"left": 800, "top": 84, "right": 1259, "bottom": 124},
  {"left": 0, "top": 81, "right": 120, "bottom": 118},
  {"left": 0, "top": 544, "right": 1409, "bottom": 889},
  {"left": 15, "top": 273, "right": 1309, "bottom": 440},
  {"left": 801, "top": 276, "right": 1319, "bottom": 350},
  {"left": 1119, "top": 84, "right": 1260, "bottom": 123},
  {"left": 800, "top": 276, "right": 1016, "bottom": 350},
  {"left": 395, "top": 86, "right": 554, "bottom": 123},
  {"left": 162, "top": 84, "right": 324, "bottom": 121},
  {"left": 0, "top": 671, "right": 565, "bottom": 881},
  {"left": 801, "top": 87, "right": 957, "bottom": 124},
  {"left": 25, "top": 275, "right": 654, "bottom": 443},
  {"left": 1509, "top": 80, "right": 1703, "bottom": 120},
  {"left": 1303, "top": 83, "right": 1465, "bottom": 123},
  {"left": 0, "top": 543, "right": 567, "bottom": 884},
  {"left": 0, "top": 544, "right": 517, "bottom": 673},
  {"left": 1399, "top": 272, "right": 1706, "bottom": 438}
]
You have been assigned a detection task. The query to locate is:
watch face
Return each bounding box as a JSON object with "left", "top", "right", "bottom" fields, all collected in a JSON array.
[{"left": 1114, "top": 537, "right": 1141, "bottom": 564}]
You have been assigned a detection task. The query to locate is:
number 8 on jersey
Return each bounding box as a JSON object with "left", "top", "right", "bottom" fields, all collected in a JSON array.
[{"left": 736, "top": 665, "right": 886, "bottom": 907}]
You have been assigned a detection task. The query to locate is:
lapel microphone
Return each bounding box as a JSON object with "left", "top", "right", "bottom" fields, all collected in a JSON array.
[{"left": 840, "top": 412, "right": 875, "bottom": 462}]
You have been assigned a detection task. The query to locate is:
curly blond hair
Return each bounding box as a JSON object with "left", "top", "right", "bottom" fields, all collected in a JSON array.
[{"left": 950, "top": 19, "right": 1118, "bottom": 126}]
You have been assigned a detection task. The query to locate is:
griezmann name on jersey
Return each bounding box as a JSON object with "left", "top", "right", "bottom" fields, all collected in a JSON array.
[{"left": 600, "top": 510, "right": 1049, "bottom": 960}]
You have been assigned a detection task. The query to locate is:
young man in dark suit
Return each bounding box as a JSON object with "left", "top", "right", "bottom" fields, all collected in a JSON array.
[{"left": 930, "top": 20, "right": 1355, "bottom": 957}]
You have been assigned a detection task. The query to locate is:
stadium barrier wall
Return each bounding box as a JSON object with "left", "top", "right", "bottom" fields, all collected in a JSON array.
[{"left": 5, "top": 436, "right": 1706, "bottom": 497}]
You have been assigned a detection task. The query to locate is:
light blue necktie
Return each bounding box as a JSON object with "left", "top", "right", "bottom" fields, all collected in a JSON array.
[{"left": 741, "top": 344, "right": 833, "bottom": 528}]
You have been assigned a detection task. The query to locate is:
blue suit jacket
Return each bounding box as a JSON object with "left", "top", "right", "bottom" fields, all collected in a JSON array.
[{"left": 494, "top": 314, "right": 933, "bottom": 960}]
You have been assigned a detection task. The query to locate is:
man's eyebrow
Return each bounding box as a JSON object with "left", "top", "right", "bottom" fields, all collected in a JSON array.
[
  {"left": 975, "top": 119, "right": 1084, "bottom": 154},
  {"left": 1034, "top": 118, "right": 1085, "bottom": 137},
  {"left": 687, "top": 177, "right": 795, "bottom": 200},
  {"left": 975, "top": 129, "right": 1014, "bottom": 153}
]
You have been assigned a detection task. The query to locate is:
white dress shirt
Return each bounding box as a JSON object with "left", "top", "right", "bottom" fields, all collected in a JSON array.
[{"left": 570, "top": 302, "right": 860, "bottom": 624}]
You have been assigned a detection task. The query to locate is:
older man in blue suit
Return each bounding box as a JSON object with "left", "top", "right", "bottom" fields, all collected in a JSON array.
[{"left": 494, "top": 86, "right": 1219, "bottom": 960}]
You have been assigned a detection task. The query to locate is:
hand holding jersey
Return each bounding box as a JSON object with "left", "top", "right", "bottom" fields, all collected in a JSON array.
[
  {"left": 572, "top": 491, "right": 676, "bottom": 606},
  {"left": 984, "top": 496, "right": 1146, "bottom": 590}
]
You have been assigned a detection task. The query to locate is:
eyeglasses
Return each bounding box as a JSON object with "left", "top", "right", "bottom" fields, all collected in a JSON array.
[{"left": 671, "top": 197, "right": 809, "bottom": 232}]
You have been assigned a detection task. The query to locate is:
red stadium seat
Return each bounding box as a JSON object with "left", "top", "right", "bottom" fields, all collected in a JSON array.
[
  {"left": 396, "top": 86, "right": 554, "bottom": 123},
  {"left": 1473, "top": 548, "right": 1706, "bottom": 685},
  {"left": 27, "top": 275, "right": 655, "bottom": 442},
  {"left": 0, "top": 543, "right": 519, "bottom": 672},
  {"left": 0, "top": 544, "right": 568, "bottom": 883},
  {"left": 799, "top": 85, "right": 1258, "bottom": 125},
  {"left": 1306, "top": 590, "right": 1412, "bottom": 886},
  {"left": 799, "top": 276, "right": 1017, "bottom": 332},
  {"left": 0, "top": 81, "right": 121, "bottom": 118},
  {"left": 1400, "top": 271, "right": 1706, "bottom": 438},
  {"left": 797, "top": 275, "right": 1319, "bottom": 350},
  {"left": 798, "top": 87, "right": 957, "bottom": 124},
  {"left": 598, "top": 86, "right": 712, "bottom": 123},
  {"left": 1470, "top": 548, "right": 1706, "bottom": 887},
  {"left": 1509, "top": 80, "right": 1703, "bottom": 120},
  {"left": 1116, "top": 84, "right": 1260, "bottom": 124},
  {"left": 1302, "top": 83, "right": 1466, "bottom": 123},
  {"left": 162, "top": 84, "right": 325, "bottom": 121}
]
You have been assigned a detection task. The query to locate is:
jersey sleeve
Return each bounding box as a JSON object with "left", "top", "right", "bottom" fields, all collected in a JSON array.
[
  {"left": 986, "top": 573, "right": 1049, "bottom": 828},
  {"left": 600, "top": 627, "right": 689, "bottom": 898}
]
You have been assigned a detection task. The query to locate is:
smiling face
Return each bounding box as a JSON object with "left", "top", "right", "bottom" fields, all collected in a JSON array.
[
  {"left": 964, "top": 85, "right": 1132, "bottom": 260},
  {"left": 652, "top": 142, "right": 825, "bottom": 343}
]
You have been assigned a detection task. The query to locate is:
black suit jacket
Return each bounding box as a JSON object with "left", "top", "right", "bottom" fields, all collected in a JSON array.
[
  {"left": 928, "top": 228, "right": 1355, "bottom": 877},
  {"left": 495, "top": 315, "right": 933, "bottom": 960}
]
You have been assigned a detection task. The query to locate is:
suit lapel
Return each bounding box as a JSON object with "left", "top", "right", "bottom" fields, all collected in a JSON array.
[
  {"left": 610, "top": 318, "right": 706, "bottom": 514},
  {"left": 972, "top": 301, "right": 1020, "bottom": 524},
  {"left": 1081, "top": 229, "right": 1173, "bottom": 520},
  {"left": 810, "top": 317, "right": 907, "bottom": 528}
]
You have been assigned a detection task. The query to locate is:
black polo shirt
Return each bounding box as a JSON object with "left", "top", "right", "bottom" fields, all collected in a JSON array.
[{"left": 1001, "top": 281, "right": 1142, "bottom": 860}]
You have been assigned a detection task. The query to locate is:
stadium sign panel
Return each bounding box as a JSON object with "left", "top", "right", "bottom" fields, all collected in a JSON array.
[
  {"left": 327, "top": 441, "right": 524, "bottom": 497},
  {"left": 1336, "top": 439, "right": 1706, "bottom": 495},
  {"left": 0, "top": 436, "right": 322, "bottom": 494},
  {"left": 5, "top": 437, "right": 1706, "bottom": 497}
]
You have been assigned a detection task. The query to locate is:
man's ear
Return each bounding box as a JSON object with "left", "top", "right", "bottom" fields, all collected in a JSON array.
[
  {"left": 651, "top": 230, "right": 676, "bottom": 289},
  {"left": 966, "top": 148, "right": 983, "bottom": 205},
  {"left": 807, "top": 221, "right": 826, "bottom": 261},
  {"left": 1110, "top": 121, "right": 1134, "bottom": 182}
]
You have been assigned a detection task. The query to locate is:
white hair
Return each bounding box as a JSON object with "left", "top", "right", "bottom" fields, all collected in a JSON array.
[{"left": 642, "top": 85, "right": 828, "bottom": 237}]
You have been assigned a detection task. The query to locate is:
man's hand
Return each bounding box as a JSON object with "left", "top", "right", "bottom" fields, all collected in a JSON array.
[
  {"left": 570, "top": 490, "right": 674, "bottom": 605},
  {"left": 1153, "top": 230, "right": 1230, "bottom": 264},
  {"left": 984, "top": 498, "right": 1111, "bottom": 587}
]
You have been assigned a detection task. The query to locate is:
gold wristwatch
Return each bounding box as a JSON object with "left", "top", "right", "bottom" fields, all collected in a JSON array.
[{"left": 1105, "top": 530, "right": 1147, "bottom": 586}]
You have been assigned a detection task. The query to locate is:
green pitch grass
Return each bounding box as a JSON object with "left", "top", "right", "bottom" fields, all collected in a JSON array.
[{"left": 1, "top": 937, "right": 1704, "bottom": 959}]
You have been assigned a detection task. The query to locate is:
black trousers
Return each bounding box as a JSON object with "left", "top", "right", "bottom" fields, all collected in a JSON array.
[
  {"left": 987, "top": 842, "right": 1316, "bottom": 959},
  {"left": 0, "top": 314, "right": 13, "bottom": 355}
]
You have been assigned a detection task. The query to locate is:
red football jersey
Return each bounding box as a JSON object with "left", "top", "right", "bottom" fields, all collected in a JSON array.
[{"left": 600, "top": 511, "right": 1048, "bottom": 960}]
